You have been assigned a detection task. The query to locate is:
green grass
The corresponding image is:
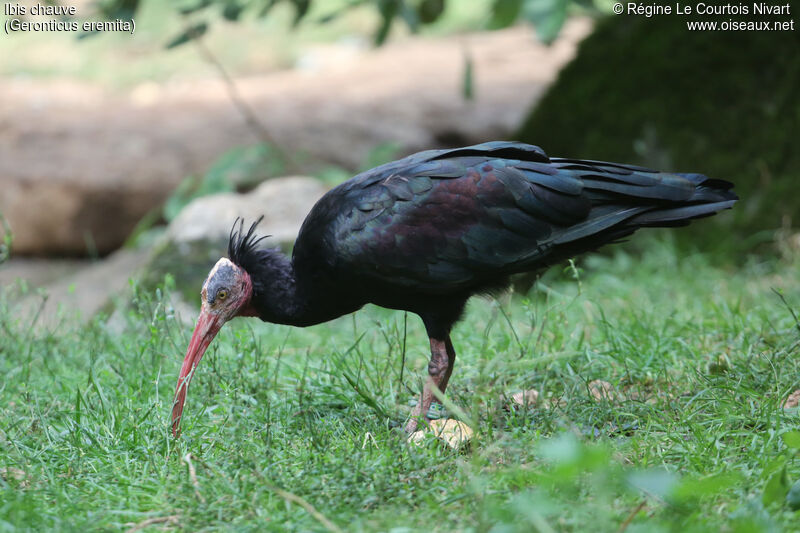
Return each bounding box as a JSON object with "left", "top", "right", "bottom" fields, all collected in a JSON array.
[{"left": 2, "top": 239, "right": 800, "bottom": 531}]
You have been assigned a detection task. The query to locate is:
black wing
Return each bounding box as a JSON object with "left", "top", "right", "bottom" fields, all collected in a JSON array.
[{"left": 299, "top": 142, "right": 736, "bottom": 292}]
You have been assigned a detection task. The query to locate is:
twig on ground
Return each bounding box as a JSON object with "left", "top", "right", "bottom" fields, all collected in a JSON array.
[
  {"left": 182, "top": 453, "right": 206, "bottom": 503},
  {"left": 187, "top": 29, "right": 302, "bottom": 174},
  {"left": 772, "top": 287, "right": 800, "bottom": 334},
  {"left": 252, "top": 470, "right": 343, "bottom": 533},
  {"left": 124, "top": 515, "right": 179, "bottom": 533},
  {"left": 618, "top": 500, "right": 647, "bottom": 532},
  {"left": 267, "top": 485, "right": 344, "bottom": 533}
]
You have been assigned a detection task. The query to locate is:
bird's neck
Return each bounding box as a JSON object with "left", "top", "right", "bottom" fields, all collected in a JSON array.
[{"left": 240, "top": 248, "right": 344, "bottom": 327}]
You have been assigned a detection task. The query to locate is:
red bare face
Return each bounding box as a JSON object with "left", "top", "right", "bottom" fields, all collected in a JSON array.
[{"left": 171, "top": 257, "right": 252, "bottom": 437}]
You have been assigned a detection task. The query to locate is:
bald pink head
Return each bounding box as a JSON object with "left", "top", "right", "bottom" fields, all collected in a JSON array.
[{"left": 171, "top": 257, "right": 253, "bottom": 437}]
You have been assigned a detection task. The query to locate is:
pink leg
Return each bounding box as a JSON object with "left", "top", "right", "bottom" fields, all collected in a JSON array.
[{"left": 405, "top": 335, "right": 457, "bottom": 433}]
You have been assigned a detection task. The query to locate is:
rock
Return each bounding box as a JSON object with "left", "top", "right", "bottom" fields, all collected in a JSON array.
[
  {"left": 0, "top": 21, "right": 592, "bottom": 256},
  {"left": 141, "top": 176, "right": 328, "bottom": 303},
  {"left": 408, "top": 418, "right": 474, "bottom": 449},
  {"left": 166, "top": 177, "right": 324, "bottom": 246}
]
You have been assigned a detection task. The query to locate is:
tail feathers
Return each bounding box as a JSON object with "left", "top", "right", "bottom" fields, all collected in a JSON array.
[
  {"left": 630, "top": 173, "right": 738, "bottom": 227},
  {"left": 677, "top": 173, "right": 735, "bottom": 191},
  {"left": 552, "top": 206, "right": 648, "bottom": 244},
  {"left": 630, "top": 199, "right": 737, "bottom": 226}
]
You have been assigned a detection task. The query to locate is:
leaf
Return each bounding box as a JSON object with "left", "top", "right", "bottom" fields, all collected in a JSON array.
[
  {"left": 163, "top": 144, "right": 275, "bottom": 221},
  {"left": 166, "top": 22, "right": 208, "bottom": 49},
  {"left": 222, "top": 0, "right": 244, "bottom": 21},
  {"left": 762, "top": 466, "right": 789, "bottom": 507},
  {"left": 341, "top": 371, "right": 388, "bottom": 419},
  {"left": 417, "top": 0, "right": 445, "bottom": 24},
  {"left": 76, "top": 29, "right": 101, "bottom": 40},
  {"left": 787, "top": 479, "right": 800, "bottom": 510},
  {"left": 509, "top": 389, "right": 540, "bottom": 407},
  {"left": 462, "top": 53, "right": 474, "bottom": 100},
  {"left": 672, "top": 472, "right": 742, "bottom": 503},
  {"left": 399, "top": 3, "right": 419, "bottom": 32},
  {"left": 409, "top": 419, "right": 474, "bottom": 449},
  {"left": 291, "top": 0, "right": 311, "bottom": 26},
  {"left": 539, "top": 433, "right": 581, "bottom": 463},
  {"left": 375, "top": 0, "right": 399, "bottom": 45},
  {"left": 122, "top": 207, "right": 162, "bottom": 248},
  {"left": 163, "top": 176, "right": 199, "bottom": 222},
  {"left": 178, "top": 0, "right": 213, "bottom": 15},
  {"left": 523, "top": 0, "right": 569, "bottom": 44},
  {"left": 99, "top": 0, "right": 139, "bottom": 19},
  {"left": 488, "top": 0, "right": 523, "bottom": 29},
  {"left": 257, "top": 0, "right": 279, "bottom": 18},
  {"left": 74, "top": 387, "right": 83, "bottom": 425},
  {"left": 360, "top": 142, "right": 402, "bottom": 171},
  {"left": 781, "top": 430, "right": 800, "bottom": 449},
  {"left": 627, "top": 469, "right": 680, "bottom": 500}
]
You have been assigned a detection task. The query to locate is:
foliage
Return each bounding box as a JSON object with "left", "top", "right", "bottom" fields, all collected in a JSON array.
[
  {"left": 315, "top": 141, "right": 403, "bottom": 187},
  {"left": 2, "top": 242, "right": 800, "bottom": 530},
  {"left": 0, "top": 210, "right": 12, "bottom": 265},
  {"left": 517, "top": 9, "right": 800, "bottom": 256},
  {"left": 160, "top": 141, "right": 397, "bottom": 226},
  {"left": 122, "top": 143, "right": 286, "bottom": 250},
  {"left": 111, "top": 0, "right": 606, "bottom": 49},
  {"left": 163, "top": 143, "right": 285, "bottom": 222}
]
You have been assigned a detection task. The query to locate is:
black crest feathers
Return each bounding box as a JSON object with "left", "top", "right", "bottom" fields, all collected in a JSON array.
[{"left": 228, "top": 217, "right": 268, "bottom": 271}]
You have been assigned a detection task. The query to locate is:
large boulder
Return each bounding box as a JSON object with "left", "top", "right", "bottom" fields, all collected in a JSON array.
[
  {"left": 0, "top": 176, "right": 328, "bottom": 327},
  {"left": 141, "top": 176, "right": 328, "bottom": 303},
  {"left": 165, "top": 177, "right": 324, "bottom": 246}
]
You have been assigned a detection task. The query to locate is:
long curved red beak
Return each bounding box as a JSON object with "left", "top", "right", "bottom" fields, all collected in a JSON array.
[{"left": 171, "top": 305, "right": 222, "bottom": 437}]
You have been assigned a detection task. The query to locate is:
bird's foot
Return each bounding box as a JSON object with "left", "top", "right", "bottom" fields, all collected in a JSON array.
[
  {"left": 405, "top": 400, "right": 450, "bottom": 434},
  {"left": 404, "top": 404, "right": 433, "bottom": 434},
  {"left": 406, "top": 399, "right": 448, "bottom": 419},
  {"left": 404, "top": 418, "right": 422, "bottom": 434}
]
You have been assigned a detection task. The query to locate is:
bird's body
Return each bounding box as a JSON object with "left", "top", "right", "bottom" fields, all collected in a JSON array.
[{"left": 171, "top": 141, "right": 737, "bottom": 436}]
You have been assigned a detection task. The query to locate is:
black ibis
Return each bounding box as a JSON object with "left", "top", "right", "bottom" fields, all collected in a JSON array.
[{"left": 171, "top": 141, "right": 737, "bottom": 436}]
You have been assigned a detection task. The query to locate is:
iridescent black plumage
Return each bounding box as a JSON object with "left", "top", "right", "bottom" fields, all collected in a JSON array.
[
  {"left": 228, "top": 216, "right": 266, "bottom": 268},
  {"left": 228, "top": 216, "right": 272, "bottom": 297},
  {"left": 223, "top": 141, "right": 737, "bottom": 431}
]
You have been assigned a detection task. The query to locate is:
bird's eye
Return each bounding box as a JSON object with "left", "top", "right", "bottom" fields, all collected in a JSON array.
[{"left": 217, "top": 289, "right": 228, "bottom": 301}]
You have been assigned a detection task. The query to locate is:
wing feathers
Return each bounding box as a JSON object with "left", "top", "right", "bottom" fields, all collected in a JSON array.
[
  {"left": 581, "top": 176, "right": 694, "bottom": 201},
  {"left": 629, "top": 200, "right": 738, "bottom": 225},
  {"left": 551, "top": 206, "right": 649, "bottom": 244},
  {"left": 325, "top": 142, "right": 736, "bottom": 291}
]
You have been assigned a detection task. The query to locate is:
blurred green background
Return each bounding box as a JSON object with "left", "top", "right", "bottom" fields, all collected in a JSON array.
[
  {"left": 2, "top": 0, "right": 796, "bottom": 263},
  {"left": 2, "top": 2, "right": 800, "bottom": 531}
]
